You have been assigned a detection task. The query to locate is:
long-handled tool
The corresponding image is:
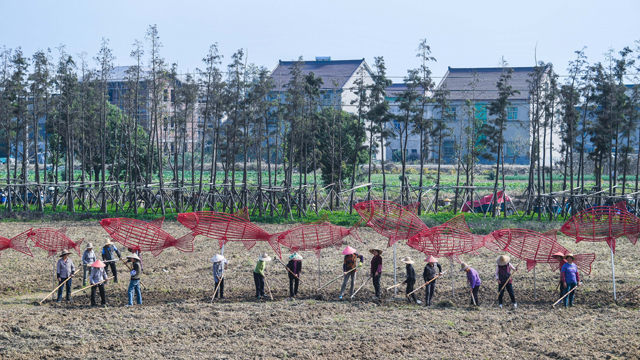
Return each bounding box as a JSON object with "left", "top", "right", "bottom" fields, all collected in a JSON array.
[
  {"left": 616, "top": 284, "right": 640, "bottom": 303},
  {"left": 317, "top": 266, "right": 359, "bottom": 291},
  {"left": 490, "top": 259, "right": 523, "bottom": 307},
  {"left": 70, "top": 276, "right": 114, "bottom": 296},
  {"left": 211, "top": 273, "right": 225, "bottom": 303},
  {"left": 386, "top": 282, "right": 404, "bottom": 291},
  {"left": 264, "top": 274, "right": 274, "bottom": 301},
  {"left": 552, "top": 284, "right": 580, "bottom": 307},
  {"left": 39, "top": 269, "right": 81, "bottom": 305},
  {"left": 276, "top": 258, "right": 302, "bottom": 282},
  {"left": 350, "top": 275, "right": 373, "bottom": 299},
  {"left": 407, "top": 271, "right": 447, "bottom": 297},
  {"left": 469, "top": 286, "right": 477, "bottom": 307}
]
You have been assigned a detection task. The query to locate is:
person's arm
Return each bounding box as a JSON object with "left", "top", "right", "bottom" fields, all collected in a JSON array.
[
  {"left": 70, "top": 261, "right": 76, "bottom": 274},
  {"left": 509, "top": 263, "right": 516, "bottom": 271},
  {"left": 56, "top": 260, "right": 61, "bottom": 280},
  {"left": 114, "top": 246, "right": 121, "bottom": 259},
  {"left": 560, "top": 266, "right": 566, "bottom": 283},
  {"left": 376, "top": 257, "right": 382, "bottom": 275},
  {"left": 576, "top": 268, "right": 580, "bottom": 283},
  {"left": 358, "top": 254, "right": 364, "bottom": 263},
  {"left": 495, "top": 266, "right": 499, "bottom": 280},
  {"left": 298, "top": 261, "right": 302, "bottom": 275},
  {"left": 436, "top": 263, "right": 442, "bottom": 273}
]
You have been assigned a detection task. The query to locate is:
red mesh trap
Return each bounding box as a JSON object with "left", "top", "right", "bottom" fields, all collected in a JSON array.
[
  {"left": 407, "top": 215, "right": 485, "bottom": 263},
  {"left": 353, "top": 200, "right": 428, "bottom": 247},
  {"left": 29, "top": 227, "right": 84, "bottom": 257},
  {"left": 560, "top": 202, "right": 640, "bottom": 253},
  {"left": 273, "top": 222, "right": 361, "bottom": 257},
  {"left": 485, "top": 228, "right": 595, "bottom": 275},
  {"left": 0, "top": 229, "right": 33, "bottom": 258},
  {"left": 177, "top": 209, "right": 281, "bottom": 258},
  {"left": 100, "top": 217, "right": 195, "bottom": 257}
]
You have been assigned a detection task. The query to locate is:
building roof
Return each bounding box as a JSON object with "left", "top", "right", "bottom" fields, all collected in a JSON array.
[
  {"left": 270, "top": 59, "right": 369, "bottom": 92},
  {"left": 385, "top": 83, "right": 426, "bottom": 98},
  {"left": 437, "top": 67, "right": 535, "bottom": 101}
]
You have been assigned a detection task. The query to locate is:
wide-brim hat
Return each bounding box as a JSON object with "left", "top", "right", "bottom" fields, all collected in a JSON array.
[
  {"left": 369, "top": 247, "right": 384, "bottom": 255},
  {"left": 425, "top": 255, "right": 438, "bottom": 263},
  {"left": 103, "top": 239, "right": 114, "bottom": 247},
  {"left": 289, "top": 253, "right": 303, "bottom": 261},
  {"left": 497, "top": 255, "right": 510, "bottom": 266},
  {"left": 211, "top": 254, "right": 225, "bottom": 263},
  {"left": 126, "top": 253, "right": 140, "bottom": 261},
  {"left": 460, "top": 263, "right": 470, "bottom": 272},
  {"left": 258, "top": 253, "right": 271, "bottom": 262},
  {"left": 90, "top": 260, "right": 105, "bottom": 268},
  {"left": 552, "top": 252, "right": 565, "bottom": 258},
  {"left": 59, "top": 249, "right": 71, "bottom": 257},
  {"left": 86, "top": 243, "right": 94, "bottom": 249},
  {"left": 400, "top": 256, "right": 414, "bottom": 264},
  {"left": 342, "top": 246, "right": 356, "bottom": 255},
  {"left": 564, "top": 253, "right": 575, "bottom": 260}
]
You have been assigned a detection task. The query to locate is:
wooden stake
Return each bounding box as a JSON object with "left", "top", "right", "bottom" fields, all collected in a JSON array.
[
  {"left": 350, "top": 275, "right": 372, "bottom": 299},
  {"left": 407, "top": 271, "right": 447, "bottom": 297},
  {"left": 70, "top": 276, "right": 114, "bottom": 296},
  {"left": 317, "top": 266, "right": 357, "bottom": 291},
  {"left": 39, "top": 269, "right": 81, "bottom": 304},
  {"left": 552, "top": 284, "right": 579, "bottom": 307}
]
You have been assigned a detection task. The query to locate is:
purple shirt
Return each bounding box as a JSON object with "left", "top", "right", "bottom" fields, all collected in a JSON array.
[
  {"left": 561, "top": 263, "right": 580, "bottom": 283},
  {"left": 466, "top": 268, "right": 481, "bottom": 288},
  {"left": 371, "top": 255, "right": 382, "bottom": 276}
]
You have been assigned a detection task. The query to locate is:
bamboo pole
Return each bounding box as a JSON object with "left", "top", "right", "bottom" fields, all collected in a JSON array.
[
  {"left": 276, "top": 257, "right": 302, "bottom": 282},
  {"left": 39, "top": 269, "right": 81, "bottom": 304},
  {"left": 490, "top": 259, "right": 523, "bottom": 307},
  {"left": 552, "top": 284, "right": 580, "bottom": 307},
  {"left": 407, "top": 271, "right": 447, "bottom": 297},
  {"left": 70, "top": 276, "right": 114, "bottom": 295},
  {"left": 616, "top": 284, "right": 640, "bottom": 303},
  {"left": 350, "top": 275, "right": 373, "bottom": 299},
  {"left": 317, "top": 266, "right": 358, "bottom": 291},
  {"left": 210, "top": 273, "right": 225, "bottom": 303}
]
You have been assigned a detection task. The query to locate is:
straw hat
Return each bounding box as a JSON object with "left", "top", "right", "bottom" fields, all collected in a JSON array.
[
  {"left": 497, "top": 255, "right": 510, "bottom": 266},
  {"left": 369, "top": 247, "right": 384, "bottom": 255},
  {"left": 564, "top": 253, "right": 575, "bottom": 260},
  {"left": 90, "top": 260, "right": 105, "bottom": 268},
  {"left": 460, "top": 263, "right": 470, "bottom": 272},
  {"left": 86, "top": 243, "right": 94, "bottom": 249},
  {"left": 552, "top": 252, "right": 565, "bottom": 258},
  {"left": 103, "top": 239, "right": 114, "bottom": 247},
  {"left": 211, "top": 254, "right": 226, "bottom": 263},
  {"left": 425, "top": 255, "right": 438, "bottom": 263},
  {"left": 400, "top": 256, "right": 414, "bottom": 264},
  {"left": 289, "top": 253, "right": 303, "bottom": 261},
  {"left": 126, "top": 253, "right": 140, "bottom": 261},
  {"left": 258, "top": 253, "right": 272, "bottom": 262},
  {"left": 342, "top": 246, "right": 357, "bottom": 255},
  {"left": 59, "top": 249, "right": 71, "bottom": 257}
]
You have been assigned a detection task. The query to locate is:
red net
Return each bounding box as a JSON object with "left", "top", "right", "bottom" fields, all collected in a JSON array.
[
  {"left": 353, "top": 200, "right": 428, "bottom": 247},
  {"left": 560, "top": 202, "right": 640, "bottom": 253},
  {"left": 100, "top": 217, "right": 195, "bottom": 257},
  {"left": 273, "top": 222, "right": 361, "bottom": 257},
  {"left": 177, "top": 210, "right": 281, "bottom": 258},
  {"left": 0, "top": 229, "right": 33, "bottom": 258},
  {"left": 28, "top": 227, "right": 83, "bottom": 257},
  {"left": 485, "top": 228, "right": 595, "bottom": 275},
  {"left": 406, "top": 215, "right": 485, "bottom": 263}
]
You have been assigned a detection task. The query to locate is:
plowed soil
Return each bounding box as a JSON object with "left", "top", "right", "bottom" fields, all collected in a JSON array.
[{"left": 1, "top": 220, "right": 639, "bottom": 359}]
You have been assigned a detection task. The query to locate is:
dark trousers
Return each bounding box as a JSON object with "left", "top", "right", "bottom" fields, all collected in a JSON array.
[
  {"left": 405, "top": 281, "right": 417, "bottom": 303},
  {"left": 425, "top": 280, "right": 436, "bottom": 306},
  {"left": 498, "top": 281, "right": 516, "bottom": 305},
  {"left": 253, "top": 272, "right": 265, "bottom": 297},
  {"left": 289, "top": 276, "right": 299, "bottom": 297},
  {"left": 57, "top": 277, "right": 72, "bottom": 301},
  {"left": 82, "top": 265, "right": 91, "bottom": 286},
  {"left": 91, "top": 284, "right": 106, "bottom": 305},
  {"left": 104, "top": 262, "right": 118, "bottom": 283},
  {"left": 563, "top": 282, "right": 577, "bottom": 307},
  {"left": 214, "top": 279, "right": 224, "bottom": 298},
  {"left": 372, "top": 274, "right": 381, "bottom": 297},
  {"left": 470, "top": 285, "right": 480, "bottom": 305}
]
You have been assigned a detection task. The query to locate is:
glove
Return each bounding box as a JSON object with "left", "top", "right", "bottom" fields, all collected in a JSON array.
[
  {"left": 130, "top": 270, "right": 137, "bottom": 276},
  {"left": 358, "top": 263, "right": 363, "bottom": 267}
]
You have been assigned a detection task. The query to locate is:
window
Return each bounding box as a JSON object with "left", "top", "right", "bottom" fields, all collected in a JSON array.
[
  {"left": 411, "top": 149, "right": 417, "bottom": 154},
  {"left": 447, "top": 106, "right": 457, "bottom": 121},
  {"left": 443, "top": 141, "right": 455, "bottom": 158},
  {"left": 475, "top": 104, "right": 487, "bottom": 122},
  {"left": 508, "top": 106, "right": 518, "bottom": 120}
]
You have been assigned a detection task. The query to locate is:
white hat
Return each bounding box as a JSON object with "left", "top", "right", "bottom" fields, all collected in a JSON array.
[
  {"left": 126, "top": 253, "right": 140, "bottom": 261},
  {"left": 211, "top": 254, "right": 226, "bottom": 263},
  {"left": 258, "top": 253, "right": 272, "bottom": 262},
  {"left": 289, "top": 253, "right": 303, "bottom": 261}
]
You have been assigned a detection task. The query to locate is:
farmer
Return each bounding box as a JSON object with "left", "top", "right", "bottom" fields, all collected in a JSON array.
[
  {"left": 423, "top": 255, "right": 442, "bottom": 306},
  {"left": 82, "top": 243, "right": 96, "bottom": 287},
  {"left": 125, "top": 253, "right": 142, "bottom": 307},
  {"left": 552, "top": 251, "right": 566, "bottom": 292},
  {"left": 461, "top": 263, "right": 481, "bottom": 306},
  {"left": 253, "top": 252, "right": 271, "bottom": 299},
  {"left": 56, "top": 249, "right": 76, "bottom": 303},
  {"left": 370, "top": 247, "right": 383, "bottom": 300},
  {"left": 128, "top": 247, "right": 143, "bottom": 272},
  {"left": 339, "top": 246, "right": 364, "bottom": 300},
  {"left": 89, "top": 260, "right": 108, "bottom": 307},
  {"left": 495, "top": 255, "right": 518, "bottom": 309},
  {"left": 286, "top": 253, "right": 303, "bottom": 298},
  {"left": 561, "top": 253, "right": 581, "bottom": 307},
  {"left": 400, "top": 256, "right": 420, "bottom": 304},
  {"left": 102, "top": 239, "right": 122, "bottom": 283},
  {"left": 211, "top": 254, "right": 228, "bottom": 299}
]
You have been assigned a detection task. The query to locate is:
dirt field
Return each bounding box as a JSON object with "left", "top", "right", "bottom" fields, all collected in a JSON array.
[{"left": 1, "top": 220, "right": 640, "bottom": 359}]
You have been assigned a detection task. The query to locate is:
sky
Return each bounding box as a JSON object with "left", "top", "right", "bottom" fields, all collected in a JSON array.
[{"left": 1, "top": 0, "right": 639, "bottom": 82}]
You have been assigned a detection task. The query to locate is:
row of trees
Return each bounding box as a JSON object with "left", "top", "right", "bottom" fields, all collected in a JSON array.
[{"left": 0, "top": 25, "right": 639, "bottom": 217}]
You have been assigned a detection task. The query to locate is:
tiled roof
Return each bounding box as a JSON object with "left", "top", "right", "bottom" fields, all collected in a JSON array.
[
  {"left": 385, "top": 83, "right": 426, "bottom": 98},
  {"left": 437, "top": 67, "right": 535, "bottom": 101},
  {"left": 270, "top": 59, "right": 368, "bottom": 92}
]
